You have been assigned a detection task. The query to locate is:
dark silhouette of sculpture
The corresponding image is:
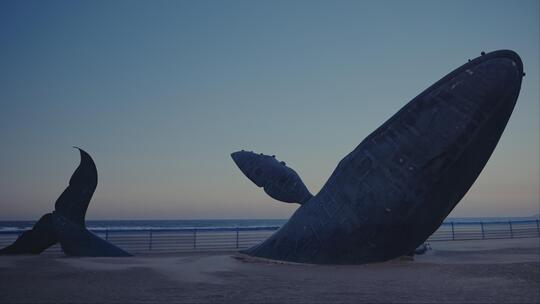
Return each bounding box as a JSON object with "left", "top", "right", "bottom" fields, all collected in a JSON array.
[
  {"left": 0, "top": 148, "right": 131, "bottom": 257},
  {"left": 54, "top": 148, "right": 97, "bottom": 227},
  {"left": 232, "top": 50, "right": 524, "bottom": 264},
  {"left": 53, "top": 214, "right": 131, "bottom": 256},
  {"left": 0, "top": 213, "right": 57, "bottom": 254},
  {"left": 231, "top": 151, "right": 313, "bottom": 204}
]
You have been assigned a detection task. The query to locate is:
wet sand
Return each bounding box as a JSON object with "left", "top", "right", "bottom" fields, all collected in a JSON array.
[{"left": 1, "top": 238, "right": 538, "bottom": 303}]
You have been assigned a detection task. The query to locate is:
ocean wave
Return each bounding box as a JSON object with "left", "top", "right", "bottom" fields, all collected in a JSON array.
[
  {"left": 0, "top": 217, "right": 537, "bottom": 233},
  {"left": 0, "top": 227, "right": 32, "bottom": 232},
  {"left": 0, "top": 224, "right": 283, "bottom": 233}
]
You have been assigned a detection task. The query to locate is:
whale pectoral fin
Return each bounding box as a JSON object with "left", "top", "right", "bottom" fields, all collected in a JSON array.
[
  {"left": 263, "top": 177, "right": 313, "bottom": 205},
  {"left": 54, "top": 147, "right": 97, "bottom": 227},
  {"left": 0, "top": 213, "right": 57, "bottom": 255},
  {"left": 52, "top": 213, "right": 131, "bottom": 257},
  {"left": 231, "top": 150, "right": 313, "bottom": 204}
]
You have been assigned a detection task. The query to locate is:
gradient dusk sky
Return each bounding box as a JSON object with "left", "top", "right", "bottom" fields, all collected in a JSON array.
[{"left": 1, "top": 0, "right": 538, "bottom": 220}]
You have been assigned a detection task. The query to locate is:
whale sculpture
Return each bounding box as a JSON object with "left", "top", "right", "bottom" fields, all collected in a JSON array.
[
  {"left": 0, "top": 148, "right": 131, "bottom": 257},
  {"left": 232, "top": 50, "right": 524, "bottom": 264}
]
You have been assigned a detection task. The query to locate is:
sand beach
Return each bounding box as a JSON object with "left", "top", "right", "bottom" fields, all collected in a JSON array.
[{"left": 0, "top": 238, "right": 538, "bottom": 303}]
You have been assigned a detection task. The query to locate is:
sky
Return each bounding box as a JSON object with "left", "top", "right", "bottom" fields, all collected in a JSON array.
[{"left": 0, "top": 0, "right": 538, "bottom": 220}]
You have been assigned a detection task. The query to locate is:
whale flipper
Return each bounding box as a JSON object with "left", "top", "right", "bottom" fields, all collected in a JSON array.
[
  {"left": 54, "top": 147, "right": 97, "bottom": 226},
  {"left": 0, "top": 213, "right": 57, "bottom": 255},
  {"left": 231, "top": 151, "right": 313, "bottom": 204},
  {"left": 242, "top": 50, "right": 524, "bottom": 264}
]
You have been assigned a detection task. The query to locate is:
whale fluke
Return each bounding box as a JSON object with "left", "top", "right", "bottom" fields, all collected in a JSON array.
[
  {"left": 54, "top": 147, "right": 97, "bottom": 226},
  {"left": 0, "top": 213, "right": 57, "bottom": 255},
  {"left": 0, "top": 148, "right": 131, "bottom": 257},
  {"left": 231, "top": 151, "right": 313, "bottom": 204},
  {"left": 51, "top": 148, "right": 131, "bottom": 256}
]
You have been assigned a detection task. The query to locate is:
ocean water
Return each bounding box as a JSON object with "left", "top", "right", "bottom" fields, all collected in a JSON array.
[
  {"left": 0, "top": 219, "right": 287, "bottom": 232},
  {"left": 0, "top": 216, "right": 538, "bottom": 232}
]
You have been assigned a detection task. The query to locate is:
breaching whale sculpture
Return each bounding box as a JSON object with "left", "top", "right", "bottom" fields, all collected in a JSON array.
[
  {"left": 0, "top": 148, "right": 131, "bottom": 257},
  {"left": 232, "top": 50, "right": 524, "bottom": 264}
]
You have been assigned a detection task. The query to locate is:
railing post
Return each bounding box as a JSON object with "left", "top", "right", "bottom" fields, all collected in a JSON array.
[
  {"left": 149, "top": 230, "right": 153, "bottom": 251},
  {"left": 480, "top": 222, "right": 485, "bottom": 239},
  {"left": 508, "top": 221, "right": 513, "bottom": 238},
  {"left": 105, "top": 229, "right": 109, "bottom": 241},
  {"left": 236, "top": 227, "right": 239, "bottom": 249},
  {"left": 193, "top": 229, "right": 197, "bottom": 249},
  {"left": 451, "top": 222, "right": 455, "bottom": 240}
]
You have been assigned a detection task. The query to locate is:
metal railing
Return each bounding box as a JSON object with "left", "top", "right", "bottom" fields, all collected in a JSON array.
[
  {"left": 428, "top": 219, "right": 539, "bottom": 241},
  {"left": 1, "top": 220, "right": 538, "bottom": 255}
]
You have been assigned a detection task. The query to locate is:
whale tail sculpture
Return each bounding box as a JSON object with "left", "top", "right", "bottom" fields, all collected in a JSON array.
[
  {"left": 0, "top": 148, "right": 131, "bottom": 257},
  {"left": 232, "top": 50, "right": 524, "bottom": 264},
  {"left": 54, "top": 148, "right": 97, "bottom": 227}
]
